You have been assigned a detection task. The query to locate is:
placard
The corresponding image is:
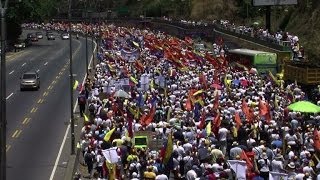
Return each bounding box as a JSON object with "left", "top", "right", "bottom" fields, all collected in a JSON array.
[{"left": 102, "top": 147, "right": 119, "bottom": 163}]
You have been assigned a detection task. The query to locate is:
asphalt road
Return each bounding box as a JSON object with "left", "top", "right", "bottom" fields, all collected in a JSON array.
[{"left": 6, "top": 30, "right": 94, "bottom": 180}]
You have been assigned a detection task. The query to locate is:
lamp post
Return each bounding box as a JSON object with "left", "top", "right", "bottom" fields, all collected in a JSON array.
[
  {"left": 0, "top": 0, "right": 8, "bottom": 179},
  {"left": 81, "top": 0, "right": 89, "bottom": 75},
  {"left": 68, "top": 0, "right": 75, "bottom": 155}
]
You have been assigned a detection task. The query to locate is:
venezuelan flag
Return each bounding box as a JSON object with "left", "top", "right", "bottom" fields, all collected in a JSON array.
[
  {"left": 163, "top": 133, "right": 173, "bottom": 167},
  {"left": 104, "top": 128, "right": 116, "bottom": 142}
]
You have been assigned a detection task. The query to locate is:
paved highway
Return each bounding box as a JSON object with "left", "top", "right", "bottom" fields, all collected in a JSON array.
[{"left": 6, "top": 30, "right": 94, "bottom": 180}]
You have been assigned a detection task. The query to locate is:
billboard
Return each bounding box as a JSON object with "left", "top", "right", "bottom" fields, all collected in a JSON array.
[{"left": 253, "top": 0, "right": 298, "bottom": 6}]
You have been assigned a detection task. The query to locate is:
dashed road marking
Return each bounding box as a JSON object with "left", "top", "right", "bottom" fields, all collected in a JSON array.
[
  {"left": 30, "top": 107, "right": 38, "bottom": 113},
  {"left": 6, "top": 93, "right": 13, "bottom": 100},
  {"left": 9, "top": 70, "right": 14, "bottom": 75},
  {"left": 44, "top": 62, "right": 48, "bottom": 66},
  {"left": 12, "top": 130, "right": 21, "bottom": 138},
  {"left": 52, "top": 80, "right": 57, "bottom": 84},
  {"left": 56, "top": 76, "right": 60, "bottom": 79},
  {"left": 36, "top": 69, "right": 40, "bottom": 72},
  {"left": 37, "top": 98, "right": 44, "bottom": 104},
  {"left": 48, "top": 85, "right": 53, "bottom": 90},
  {"left": 21, "top": 63, "right": 26, "bottom": 67},
  {"left": 16, "top": 130, "right": 22, "bottom": 138},
  {"left": 22, "top": 117, "right": 31, "bottom": 124},
  {"left": 43, "top": 91, "right": 48, "bottom": 96},
  {"left": 6, "top": 145, "right": 11, "bottom": 152},
  {"left": 59, "top": 72, "right": 63, "bottom": 75}
]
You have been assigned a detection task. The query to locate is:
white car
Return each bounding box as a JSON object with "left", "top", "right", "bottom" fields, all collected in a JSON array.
[{"left": 61, "top": 33, "right": 70, "bottom": 40}]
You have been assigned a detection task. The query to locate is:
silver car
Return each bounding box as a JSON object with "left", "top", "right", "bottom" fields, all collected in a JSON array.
[{"left": 20, "top": 71, "right": 40, "bottom": 91}]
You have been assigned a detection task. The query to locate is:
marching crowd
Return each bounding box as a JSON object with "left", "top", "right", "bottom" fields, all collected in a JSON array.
[{"left": 24, "top": 21, "right": 320, "bottom": 180}]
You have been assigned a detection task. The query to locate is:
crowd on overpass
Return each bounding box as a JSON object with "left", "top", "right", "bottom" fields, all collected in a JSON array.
[
  {"left": 176, "top": 18, "right": 305, "bottom": 60},
  {"left": 25, "top": 21, "right": 320, "bottom": 179}
]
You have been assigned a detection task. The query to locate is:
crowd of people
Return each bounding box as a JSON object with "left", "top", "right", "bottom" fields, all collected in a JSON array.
[
  {"left": 176, "top": 18, "right": 305, "bottom": 60},
  {"left": 24, "top": 21, "right": 320, "bottom": 179}
]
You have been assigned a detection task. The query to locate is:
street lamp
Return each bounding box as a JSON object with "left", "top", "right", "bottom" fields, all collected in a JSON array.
[
  {"left": 80, "top": 0, "right": 89, "bottom": 75},
  {"left": 68, "top": 0, "right": 76, "bottom": 155}
]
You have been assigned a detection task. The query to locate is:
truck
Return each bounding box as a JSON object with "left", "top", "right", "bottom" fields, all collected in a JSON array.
[{"left": 227, "top": 48, "right": 278, "bottom": 75}]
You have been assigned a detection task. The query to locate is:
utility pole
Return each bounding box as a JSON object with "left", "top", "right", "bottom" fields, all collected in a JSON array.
[
  {"left": 68, "top": 0, "right": 75, "bottom": 155},
  {"left": 0, "top": 0, "right": 8, "bottom": 179},
  {"left": 85, "top": 0, "right": 89, "bottom": 75}
]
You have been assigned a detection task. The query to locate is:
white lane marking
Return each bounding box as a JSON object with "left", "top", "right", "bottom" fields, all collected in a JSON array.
[
  {"left": 6, "top": 93, "right": 13, "bottom": 100},
  {"left": 9, "top": 70, "right": 14, "bottom": 75},
  {"left": 44, "top": 62, "right": 48, "bottom": 66},
  {"left": 21, "top": 63, "right": 26, "bottom": 67},
  {"left": 36, "top": 69, "right": 40, "bottom": 72},
  {"left": 49, "top": 40, "right": 96, "bottom": 180}
]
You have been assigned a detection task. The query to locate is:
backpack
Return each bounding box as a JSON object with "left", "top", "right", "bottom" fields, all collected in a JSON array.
[
  {"left": 78, "top": 96, "right": 86, "bottom": 104},
  {"left": 84, "top": 152, "right": 94, "bottom": 164},
  {"left": 89, "top": 104, "right": 95, "bottom": 112}
]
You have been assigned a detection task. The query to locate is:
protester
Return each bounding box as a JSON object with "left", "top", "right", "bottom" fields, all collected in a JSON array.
[{"left": 25, "top": 21, "right": 320, "bottom": 180}]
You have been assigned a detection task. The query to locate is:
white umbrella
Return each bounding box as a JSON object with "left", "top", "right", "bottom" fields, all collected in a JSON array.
[{"left": 113, "top": 89, "right": 131, "bottom": 98}]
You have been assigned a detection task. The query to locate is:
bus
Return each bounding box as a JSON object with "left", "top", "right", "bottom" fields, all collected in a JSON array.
[{"left": 227, "top": 49, "right": 278, "bottom": 74}]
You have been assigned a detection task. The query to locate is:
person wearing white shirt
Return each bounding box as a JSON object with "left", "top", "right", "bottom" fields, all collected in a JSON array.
[
  {"left": 218, "top": 127, "right": 229, "bottom": 154},
  {"left": 156, "top": 174, "right": 168, "bottom": 180}
]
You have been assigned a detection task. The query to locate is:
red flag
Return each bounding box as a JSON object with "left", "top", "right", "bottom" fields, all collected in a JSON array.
[
  {"left": 185, "top": 98, "right": 192, "bottom": 111},
  {"left": 265, "top": 102, "right": 272, "bottom": 124},
  {"left": 213, "top": 112, "right": 221, "bottom": 129},
  {"left": 213, "top": 70, "right": 220, "bottom": 84},
  {"left": 140, "top": 106, "right": 156, "bottom": 126},
  {"left": 199, "top": 73, "right": 207, "bottom": 89},
  {"left": 234, "top": 111, "right": 242, "bottom": 130},
  {"left": 198, "top": 111, "right": 206, "bottom": 129},
  {"left": 242, "top": 98, "right": 250, "bottom": 118},
  {"left": 259, "top": 99, "right": 268, "bottom": 116},
  {"left": 247, "top": 107, "right": 255, "bottom": 123},
  {"left": 184, "top": 36, "right": 193, "bottom": 45},
  {"left": 213, "top": 93, "right": 219, "bottom": 110},
  {"left": 127, "top": 114, "right": 133, "bottom": 138},
  {"left": 314, "top": 129, "right": 320, "bottom": 151},
  {"left": 240, "top": 150, "right": 254, "bottom": 170},
  {"left": 135, "top": 60, "right": 144, "bottom": 72}
]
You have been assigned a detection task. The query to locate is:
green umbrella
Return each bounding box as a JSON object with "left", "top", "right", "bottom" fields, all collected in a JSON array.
[{"left": 287, "top": 101, "right": 320, "bottom": 113}]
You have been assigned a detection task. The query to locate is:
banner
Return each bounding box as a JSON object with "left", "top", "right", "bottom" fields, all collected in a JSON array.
[
  {"left": 102, "top": 147, "right": 119, "bottom": 164},
  {"left": 227, "top": 160, "right": 247, "bottom": 180},
  {"left": 269, "top": 172, "right": 288, "bottom": 180},
  {"left": 120, "top": 48, "right": 140, "bottom": 62}
]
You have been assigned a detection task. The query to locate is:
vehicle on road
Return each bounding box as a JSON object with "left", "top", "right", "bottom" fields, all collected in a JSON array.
[
  {"left": 24, "top": 38, "right": 32, "bottom": 47},
  {"left": 46, "top": 30, "right": 53, "bottom": 36},
  {"left": 61, "top": 33, "right": 70, "bottom": 40},
  {"left": 26, "top": 33, "right": 33, "bottom": 39},
  {"left": 227, "top": 48, "right": 277, "bottom": 75},
  {"left": 47, "top": 33, "right": 55, "bottom": 40},
  {"left": 13, "top": 39, "right": 26, "bottom": 52},
  {"left": 20, "top": 71, "right": 40, "bottom": 91},
  {"left": 36, "top": 32, "right": 43, "bottom": 39}
]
